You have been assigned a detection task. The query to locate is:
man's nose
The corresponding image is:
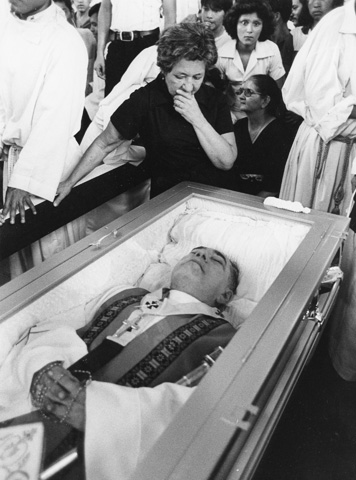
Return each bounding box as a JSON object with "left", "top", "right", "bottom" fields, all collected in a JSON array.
[{"left": 195, "top": 252, "right": 207, "bottom": 261}]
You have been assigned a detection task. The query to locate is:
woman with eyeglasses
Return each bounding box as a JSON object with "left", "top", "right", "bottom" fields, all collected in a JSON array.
[
  {"left": 216, "top": 0, "right": 285, "bottom": 121},
  {"left": 231, "top": 75, "right": 292, "bottom": 197}
]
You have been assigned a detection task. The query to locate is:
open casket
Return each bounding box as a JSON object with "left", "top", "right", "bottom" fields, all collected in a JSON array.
[{"left": 0, "top": 183, "right": 349, "bottom": 479}]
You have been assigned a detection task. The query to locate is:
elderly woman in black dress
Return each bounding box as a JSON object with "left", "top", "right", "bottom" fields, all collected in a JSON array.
[
  {"left": 55, "top": 22, "right": 237, "bottom": 202},
  {"left": 232, "top": 74, "right": 292, "bottom": 198}
]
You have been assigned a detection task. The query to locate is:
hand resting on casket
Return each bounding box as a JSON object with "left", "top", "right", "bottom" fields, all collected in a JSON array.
[{"left": 31, "top": 362, "right": 88, "bottom": 431}]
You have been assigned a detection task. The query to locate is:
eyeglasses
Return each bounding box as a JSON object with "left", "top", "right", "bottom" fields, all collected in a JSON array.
[{"left": 235, "top": 87, "right": 262, "bottom": 97}]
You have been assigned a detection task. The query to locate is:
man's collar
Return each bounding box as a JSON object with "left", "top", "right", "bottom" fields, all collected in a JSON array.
[
  {"left": 140, "top": 288, "right": 225, "bottom": 319},
  {"left": 13, "top": 1, "right": 56, "bottom": 22}
]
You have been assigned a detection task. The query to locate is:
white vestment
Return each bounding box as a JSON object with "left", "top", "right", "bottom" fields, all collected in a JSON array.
[
  {"left": 0, "top": 3, "right": 87, "bottom": 202},
  {"left": 280, "top": 3, "right": 356, "bottom": 214},
  {"left": 279, "top": 2, "right": 356, "bottom": 380},
  {"left": 0, "top": 287, "right": 217, "bottom": 478},
  {"left": 0, "top": 4, "right": 88, "bottom": 274}
]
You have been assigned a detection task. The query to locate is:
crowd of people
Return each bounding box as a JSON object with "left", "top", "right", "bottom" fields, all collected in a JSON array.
[{"left": 1, "top": 0, "right": 356, "bottom": 477}]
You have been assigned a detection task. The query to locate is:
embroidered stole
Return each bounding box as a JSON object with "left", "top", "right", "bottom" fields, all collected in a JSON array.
[{"left": 71, "top": 287, "right": 227, "bottom": 387}]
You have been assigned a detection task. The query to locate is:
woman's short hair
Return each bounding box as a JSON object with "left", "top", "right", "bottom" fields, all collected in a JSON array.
[
  {"left": 223, "top": 0, "right": 275, "bottom": 42},
  {"left": 157, "top": 23, "right": 218, "bottom": 75},
  {"left": 249, "top": 74, "right": 285, "bottom": 117},
  {"left": 201, "top": 0, "right": 233, "bottom": 14}
]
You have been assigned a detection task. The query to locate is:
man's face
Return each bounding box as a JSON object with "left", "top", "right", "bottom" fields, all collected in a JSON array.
[
  {"left": 90, "top": 12, "right": 98, "bottom": 39},
  {"left": 170, "top": 247, "right": 234, "bottom": 308},
  {"left": 308, "top": 0, "right": 333, "bottom": 22},
  {"left": 9, "top": 0, "right": 50, "bottom": 18},
  {"left": 290, "top": 0, "right": 302, "bottom": 25},
  {"left": 74, "top": 0, "right": 90, "bottom": 13},
  {"left": 201, "top": 5, "right": 225, "bottom": 35}
]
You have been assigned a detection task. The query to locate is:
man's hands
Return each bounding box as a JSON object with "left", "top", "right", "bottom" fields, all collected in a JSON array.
[
  {"left": 0, "top": 187, "right": 36, "bottom": 225},
  {"left": 173, "top": 89, "right": 205, "bottom": 127},
  {"left": 31, "top": 363, "right": 87, "bottom": 431}
]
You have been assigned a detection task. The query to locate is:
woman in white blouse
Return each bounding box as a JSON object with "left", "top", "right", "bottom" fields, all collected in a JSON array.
[{"left": 216, "top": 0, "right": 285, "bottom": 121}]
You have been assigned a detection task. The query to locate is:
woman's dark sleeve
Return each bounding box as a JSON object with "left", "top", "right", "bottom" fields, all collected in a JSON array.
[
  {"left": 110, "top": 86, "right": 149, "bottom": 140},
  {"left": 214, "top": 91, "right": 234, "bottom": 135}
]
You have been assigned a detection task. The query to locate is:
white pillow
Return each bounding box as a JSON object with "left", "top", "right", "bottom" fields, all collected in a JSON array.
[{"left": 138, "top": 208, "right": 308, "bottom": 327}]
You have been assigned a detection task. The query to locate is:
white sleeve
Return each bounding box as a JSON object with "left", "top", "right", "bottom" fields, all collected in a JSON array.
[
  {"left": 0, "top": 327, "right": 87, "bottom": 420},
  {"left": 267, "top": 43, "right": 285, "bottom": 81},
  {"left": 8, "top": 34, "right": 87, "bottom": 201},
  {"left": 85, "top": 381, "right": 194, "bottom": 480}
]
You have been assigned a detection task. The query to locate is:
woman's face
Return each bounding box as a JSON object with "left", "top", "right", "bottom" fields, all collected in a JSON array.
[
  {"left": 235, "top": 79, "right": 264, "bottom": 114},
  {"left": 308, "top": 0, "right": 334, "bottom": 23},
  {"left": 165, "top": 58, "right": 206, "bottom": 96},
  {"left": 290, "top": 0, "right": 303, "bottom": 25},
  {"left": 237, "top": 13, "right": 263, "bottom": 49}
]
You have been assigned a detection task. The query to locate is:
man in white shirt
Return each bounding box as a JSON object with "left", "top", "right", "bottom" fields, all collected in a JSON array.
[{"left": 95, "top": 0, "right": 176, "bottom": 96}]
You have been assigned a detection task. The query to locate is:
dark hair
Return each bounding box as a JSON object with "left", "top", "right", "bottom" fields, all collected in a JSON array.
[
  {"left": 299, "top": 0, "right": 343, "bottom": 32},
  {"left": 267, "top": 0, "right": 292, "bottom": 23},
  {"left": 89, "top": 2, "right": 100, "bottom": 16},
  {"left": 249, "top": 74, "right": 285, "bottom": 117},
  {"left": 227, "top": 258, "right": 240, "bottom": 295},
  {"left": 215, "top": 255, "right": 240, "bottom": 309},
  {"left": 54, "top": 0, "right": 73, "bottom": 13},
  {"left": 157, "top": 23, "right": 217, "bottom": 74},
  {"left": 223, "top": 0, "right": 275, "bottom": 42},
  {"left": 201, "top": 0, "right": 233, "bottom": 14}
]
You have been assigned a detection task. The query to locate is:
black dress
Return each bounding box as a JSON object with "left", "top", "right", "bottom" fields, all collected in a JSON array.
[
  {"left": 233, "top": 117, "right": 293, "bottom": 196},
  {"left": 110, "top": 75, "right": 234, "bottom": 197}
]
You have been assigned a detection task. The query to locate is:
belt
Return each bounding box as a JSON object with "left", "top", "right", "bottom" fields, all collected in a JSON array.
[{"left": 110, "top": 27, "right": 159, "bottom": 42}]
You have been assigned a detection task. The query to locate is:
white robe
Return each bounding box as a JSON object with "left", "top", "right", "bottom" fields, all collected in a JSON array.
[
  {"left": 0, "top": 4, "right": 88, "bottom": 274},
  {"left": 85, "top": 381, "right": 193, "bottom": 480},
  {"left": 0, "top": 4, "right": 87, "bottom": 202},
  {"left": 280, "top": 2, "right": 356, "bottom": 214},
  {"left": 79, "top": 46, "right": 159, "bottom": 234},
  {"left": 0, "top": 286, "right": 203, "bottom": 479},
  {"left": 279, "top": 2, "right": 356, "bottom": 381}
]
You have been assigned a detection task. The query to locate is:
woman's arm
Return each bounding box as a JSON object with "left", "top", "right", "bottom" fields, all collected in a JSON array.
[
  {"left": 54, "top": 122, "right": 127, "bottom": 206},
  {"left": 173, "top": 89, "right": 237, "bottom": 170}
]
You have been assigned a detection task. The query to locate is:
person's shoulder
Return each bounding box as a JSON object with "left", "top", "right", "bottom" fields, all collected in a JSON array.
[
  {"left": 264, "top": 119, "right": 294, "bottom": 147},
  {"left": 217, "top": 39, "right": 236, "bottom": 58},
  {"left": 198, "top": 83, "right": 228, "bottom": 104},
  {"left": 125, "top": 74, "right": 163, "bottom": 107},
  {"left": 256, "top": 39, "right": 281, "bottom": 56},
  {"left": 51, "top": 6, "right": 85, "bottom": 43},
  {"left": 234, "top": 116, "right": 248, "bottom": 131}
]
